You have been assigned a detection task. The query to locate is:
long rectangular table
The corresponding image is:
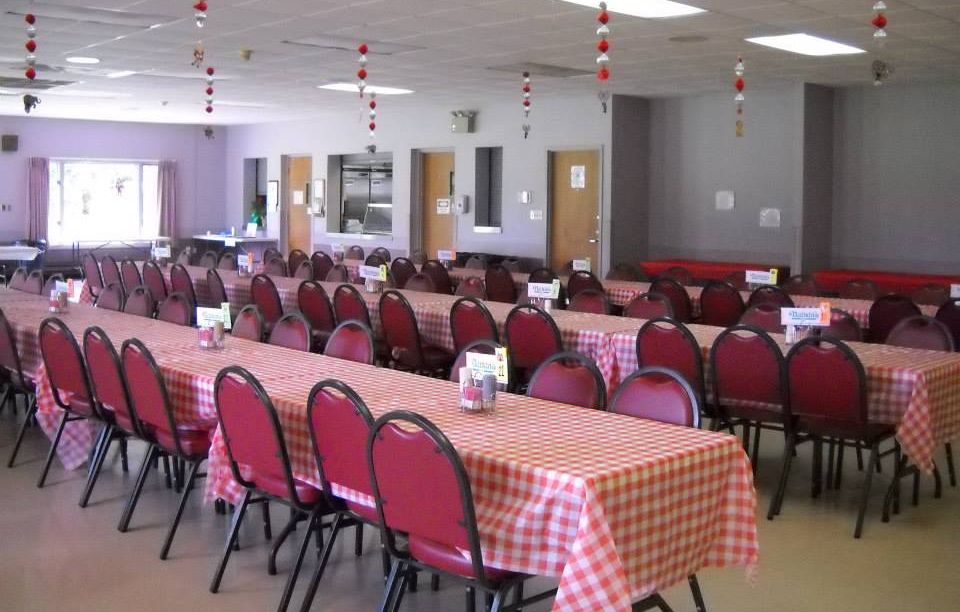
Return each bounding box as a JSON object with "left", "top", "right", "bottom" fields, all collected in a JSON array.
[{"left": 0, "top": 287, "right": 759, "bottom": 610}]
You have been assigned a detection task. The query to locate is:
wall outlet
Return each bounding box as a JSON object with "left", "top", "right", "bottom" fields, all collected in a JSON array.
[
  {"left": 529, "top": 209, "right": 543, "bottom": 221},
  {"left": 0, "top": 203, "right": 11, "bottom": 212}
]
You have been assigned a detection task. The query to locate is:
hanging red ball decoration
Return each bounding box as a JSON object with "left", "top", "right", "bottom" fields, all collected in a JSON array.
[
  {"left": 597, "top": 39, "right": 609, "bottom": 53},
  {"left": 206, "top": 87, "right": 214, "bottom": 95},
  {"left": 25, "top": 40, "right": 36, "bottom": 52},
  {"left": 357, "top": 68, "right": 367, "bottom": 80},
  {"left": 203, "top": 66, "right": 215, "bottom": 113},
  {"left": 206, "top": 105, "right": 213, "bottom": 113},
  {"left": 25, "top": 67, "right": 36, "bottom": 80},
  {"left": 206, "top": 66, "right": 215, "bottom": 76},
  {"left": 25, "top": 14, "right": 36, "bottom": 25},
  {"left": 368, "top": 122, "right": 376, "bottom": 131},
  {"left": 521, "top": 71, "right": 532, "bottom": 139},
  {"left": 597, "top": 66, "right": 610, "bottom": 81},
  {"left": 369, "top": 100, "right": 377, "bottom": 110},
  {"left": 735, "top": 77, "right": 745, "bottom": 92},
  {"left": 194, "top": 1, "right": 208, "bottom": 10},
  {"left": 358, "top": 43, "right": 368, "bottom": 55},
  {"left": 598, "top": 9, "right": 609, "bottom": 24},
  {"left": 24, "top": 14, "right": 38, "bottom": 83},
  {"left": 734, "top": 56, "right": 745, "bottom": 137},
  {"left": 357, "top": 42, "right": 369, "bottom": 98},
  {"left": 595, "top": 2, "right": 610, "bottom": 113},
  {"left": 872, "top": 2, "right": 888, "bottom": 44},
  {"left": 872, "top": 13, "right": 887, "bottom": 29}
]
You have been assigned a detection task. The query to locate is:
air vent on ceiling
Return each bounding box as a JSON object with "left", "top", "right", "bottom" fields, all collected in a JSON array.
[
  {"left": 5, "top": 3, "right": 175, "bottom": 28},
  {"left": 0, "top": 77, "right": 75, "bottom": 90},
  {"left": 486, "top": 63, "right": 594, "bottom": 78},
  {"left": 283, "top": 36, "right": 422, "bottom": 55}
]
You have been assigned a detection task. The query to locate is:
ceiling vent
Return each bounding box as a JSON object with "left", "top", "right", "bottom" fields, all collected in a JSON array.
[{"left": 486, "top": 62, "right": 593, "bottom": 78}]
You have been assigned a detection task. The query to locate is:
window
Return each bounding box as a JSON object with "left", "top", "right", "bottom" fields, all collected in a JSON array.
[{"left": 48, "top": 160, "right": 160, "bottom": 245}]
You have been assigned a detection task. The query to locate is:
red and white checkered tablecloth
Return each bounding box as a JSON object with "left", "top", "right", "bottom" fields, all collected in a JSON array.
[{"left": 0, "top": 287, "right": 758, "bottom": 611}]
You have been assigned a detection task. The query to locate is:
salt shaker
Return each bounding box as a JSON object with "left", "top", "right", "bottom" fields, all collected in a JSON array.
[{"left": 481, "top": 374, "right": 497, "bottom": 414}]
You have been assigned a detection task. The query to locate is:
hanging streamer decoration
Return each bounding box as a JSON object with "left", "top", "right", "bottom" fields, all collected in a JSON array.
[
  {"left": 522, "top": 72, "right": 532, "bottom": 139},
  {"left": 24, "top": 13, "right": 37, "bottom": 81},
  {"left": 194, "top": 1, "right": 208, "bottom": 28},
  {"left": 596, "top": 2, "right": 610, "bottom": 113},
  {"left": 358, "top": 42, "right": 368, "bottom": 98},
  {"left": 872, "top": 2, "right": 887, "bottom": 46},
  {"left": 734, "top": 56, "right": 745, "bottom": 138},
  {"left": 205, "top": 66, "right": 215, "bottom": 113}
]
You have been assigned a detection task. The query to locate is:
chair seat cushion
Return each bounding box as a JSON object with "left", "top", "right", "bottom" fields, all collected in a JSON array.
[
  {"left": 152, "top": 421, "right": 216, "bottom": 458},
  {"left": 797, "top": 418, "right": 896, "bottom": 443},
  {"left": 67, "top": 397, "right": 97, "bottom": 418},
  {"left": 408, "top": 535, "right": 514, "bottom": 583},
  {"left": 346, "top": 499, "right": 380, "bottom": 524},
  {"left": 252, "top": 469, "right": 323, "bottom": 506}
]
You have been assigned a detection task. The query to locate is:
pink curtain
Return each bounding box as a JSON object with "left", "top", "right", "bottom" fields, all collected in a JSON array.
[
  {"left": 158, "top": 160, "right": 178, "bottom": 238},
  {"left": 27, "top": 157, "right": 48, "bottom": 241}
]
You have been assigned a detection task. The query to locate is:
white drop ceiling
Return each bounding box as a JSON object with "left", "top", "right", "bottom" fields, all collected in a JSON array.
[{"left": 0, "top": 0, "right": 957, "bottom": 124}]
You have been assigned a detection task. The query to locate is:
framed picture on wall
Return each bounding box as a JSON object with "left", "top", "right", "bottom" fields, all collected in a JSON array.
[{"left": 267, "top": 180, "right": 279, "bottom": 210}]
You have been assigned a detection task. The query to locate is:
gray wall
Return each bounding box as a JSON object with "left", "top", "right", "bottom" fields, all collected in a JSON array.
[
  {"left": 832, "top": 82, "right": 960, "bottom": 274},
  {"left": 610, "top": 95, "right": 651, "bottom": 266},
  {"left": 800, "top": 84, "right": 835, "bottom": 274}
]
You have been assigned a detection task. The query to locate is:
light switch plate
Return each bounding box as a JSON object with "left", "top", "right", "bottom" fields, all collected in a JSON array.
[
  {"left": 519, "top": 190, "right": 533, "bottom": 205},
  {"left": 715, "top": 190, "right": 735, "bottom": 211},
  {"left": 759, "top": 208, "right": 781, "bottom": 228},
  {"left": 529, "top": 209, "right": 543, "bottom": 221}
]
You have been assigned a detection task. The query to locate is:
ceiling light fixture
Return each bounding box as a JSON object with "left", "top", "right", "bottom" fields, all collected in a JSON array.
[
  {"left": 66, "top": 56, "right": 100, "bottom": 64},
  {"left": 105, "top": 70, "right": 136, "bottom": 79},
  {"left": 745, "top": 33, "right": 865, "bottom": 57},
  {"left": 317, "top": 83, "right": 413, "bottom": 95},
  {"left": 558, "top": 0, "right": 704, "bottom": 19}
]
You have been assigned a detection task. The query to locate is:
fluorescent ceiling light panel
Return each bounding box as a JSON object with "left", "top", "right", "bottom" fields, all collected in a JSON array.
[
  {"left": 746, "top": 34, "right": 865, "bottom": 57},
  {"left": 106, "top": 70, "right": 137, "bottom": 79},
  {"left": 66, "top": 56, "right": 101, "bottom": 65},
  {"left": 559, "top": 0, "right": 705, "bottom": 19},
  {"left": 318, "top": 83, "right": 413, "bottom": 95}
]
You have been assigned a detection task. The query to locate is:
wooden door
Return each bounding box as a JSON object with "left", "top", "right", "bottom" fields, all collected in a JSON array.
[
  {"left": 286, "top": 156, "right": 312, "bottom": 254},
  {"left": 421, "top": 152, "right": 455, "bottom": 260},
  {"left": 549, "top": 150, "right": 600, "bottom": 272}
]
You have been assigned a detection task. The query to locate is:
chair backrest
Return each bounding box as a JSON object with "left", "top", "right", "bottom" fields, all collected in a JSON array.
[
  {"left": 608, "top": 367, "right": 700, "bottom": 428},
  {"left": 346, "top": 245, "right": 365, "bottom": 260},
  {"left": 409, "top": 249, "right": 427, "bottom": 265},
  {"left": 739, "top": 303, "right": 784, "bottom": 334},
  {"left": 710, "top": 325, "right": 786, "bottom": 416},
  {"left": 96, "top": 282, "right": 126, "bottom": 311},
  {"left": 82, "top": 253, "right": 103, "bottom": 294},
  {"left": 379, "top": 290, "right": 427, "bottom": 368},
  {"left": 723, "top": 271, "right": 748, "bottom": 291},
  {"left": 568, "top": 288, "right": 611, "bottom": 315},
  {"left": 39, "top": 318, "right": 96, "bottom": 418},
  {"left": 218, "top": 251, "right": 237, "bottom": 271},
  {"left": 101, "top": 255, "right": 123, "bottom": 289},
  {"left": 421, "top": 260, "right": 453, "bottom": 295},
  {"left": 403, "top": 273, "right": 435, "bottom": 293},
  {"left": 268, "top": 313, "right": 312, "bottom": 352},
  {"left": 364, "top": 254, "right": 386, "bottom": 268},
  {"left": 485, "top": 264, "right": 518, "bottom": 303},
  {"left": 454, "top": 276, "right": 486, "bottom": 299},
  {"left": 121, "top": 338, "right": 185, "bottom": 456},
  {"left": 784, "top": 274, "right": 820, "bottom": 297},
  {"left": 83, "top": 326, "right": 138, "bottom": 436},
  {"left": 747, "top": 285, "right": 794, "bottom": 308},
  {"left": 142, "top": 261, "right": 168, "bottom": 303},
  {"left": 935, "top": 299, "right": 960, "bottom": 351},
  {"left": 288, "top": 249, "right": 309, "bottom": 274},
  {"left": 206, "top": 268, "right": 228, "bottom": 307},
  {"left": 369, "top": 410, "right": 492, "bottom": 585},
  {"left": 199, "top": 250, "right": 219, "bottom": 269},
  {"left": 840, "top": 278, "right": 879, "bottom": 301},
  {"left": 450, "top": 297, "right": 498, "bottom": 354},
  {"left": 819, "top": 308, "right": 862, "bottom": 342},
  {"left": 699, "top": 281, "right": 745, "bottom": 327},
  {"left": 332, "top": 284, "right": 372, "bottom": 328},
  {"left": 250, "top": 273, "right": 283, "bottom": 326},
  {"left": 606, "top": 263, "right": 641, "bottom": 282},
  {"left": 464, "top": 255, "right": 486, "bottom": 270},
  {"left": 307, "top": 379, "right": 376, "bottom": 502},
  {"left": 265, "top": 256, "right": 288, "bottom": 277},
  {"left": 504, "top": 304, "right": 563, "bottom": 371},
  {"left": 7, "top": 267, "right": 28, "bottom": 290},
  {"left": 886, "top": 315, "right": 954, "bottom": 352},
  {"left": 298, "top": 280, "right": 335, "bottom": 334},
  {"left": 658, "top": 266, "right": 692, "bottom": 285},
  {"left": 325, "top": 264, "right": 350, "bottom": 283},
  {"left": 648, "top": 278, "right": 692, "bottom": 323},
  {"left": 635, "top": 317, "right": 704, "bottom": 405},
  {"left": 868, "top": 294, "right": 921, "bottom": 343},
  {"left": 120, "top": 260, "right": 142, "bottom": 296},
  {"left": 501, "top": 258, "right": 522, "bottom": 273},
  {"left": 157, "top": 292, "right": 192, "bottom": 326},
  {"left": 292, "top": 259, "right": 314, "bottom": 280},
  {"left": 23, "top": 270, "right": 43, "bottom": 294},
  {"left": 170, "top": 264, "right": 197, "bottom": 306},
  {"left": 0, "top": 307, "right": 28, "bottom": 390},
  {"left": 214, "top": 366, "right": 310, "bottom": 507},
  {"left": 389, "top": 257, "right": 417, "bottom": 289},
  {"left": 449, "top": 340, "right": 508, "bottom": 388},
  {"left": 526, "top": 351, "right": 606, "bottom": 410},
  {"left": 527, "top": 268, "right": 557, "bottom": 285},
  {"left": 232, "top": 304, "right": 264, "bottom": 342},
  {"left": 310, "top": 251, "right": 334, "bottom": 281},
  {"left": 41, "top": 273, "right": 64, "bottom": 296},
  {"left": 786, "top": 336, "right": 867, "bottom": 427},
  {"left": 324, "top": 321, "right": 375, "bottom": 364},
  {"left": 123, "top": 286, "right": 155, "bottom": 318},
  {"left": 372, "top": 247, "right": 392, "bottom": 263},
  {"left": 623, "top": 291, "right": 673, "bottom": 320},
  {"left": 910, "top": 283, "right": 949, "bottom": 307},
  {"left": 262, "top": 247, "right": 281, "bottom": 263},
  {"left": 567, "top": 270, "right": 603, "bottom": 299}
]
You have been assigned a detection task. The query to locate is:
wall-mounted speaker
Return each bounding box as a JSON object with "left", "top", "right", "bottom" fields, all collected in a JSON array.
[{"left": 1, "top": 135, "right": 18, "bottom": 152}]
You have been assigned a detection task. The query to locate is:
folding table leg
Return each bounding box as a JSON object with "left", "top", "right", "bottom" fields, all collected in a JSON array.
[
  {"left": 688, "top": 574, "right": 706, "bottom": 612},
  {"left": 37, "top": 411, "right": 69, "bottom": 488}
]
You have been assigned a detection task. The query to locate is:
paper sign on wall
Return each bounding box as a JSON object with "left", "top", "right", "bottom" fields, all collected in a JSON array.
[
  {"left": 781, "top": 303, "right": 831, "bottom": 327},
  {"left": 436, "top": 198, "right": 451, "bottom": 215},
  {"left": 528, "top": 279, "right": 561, "bottom": 300},
  {"left": 237, "top": 254, "right": 250, "bottom": 268},
  {"left": 466, "top": 347, "right": 510, "bottom": 385},
  {"left": 570, "top": 165, "right": 586, "bottom": 189},
  {"left": 245, "top": 223, "right": 258, "bottom": 237},
  {"left": 746, "top": 269, "right": 779, "bottom": 285},
  {"left": 437, "top": 250, "right": 456, "bottom": 262},
  {"left": 952, "top": 284, "right": 960, "bottom": 299},
  {"left": 572, "top": 258, "right": 591, "bottom": 272},
  {"left": 359, "top": 265, "right": 388, "bottom": 282},
  {"left": 224, "top": 237, "right": 237, "bottom": 247},
  {"left": 153, "top": 246, "right": 171, "bottom": 259}
]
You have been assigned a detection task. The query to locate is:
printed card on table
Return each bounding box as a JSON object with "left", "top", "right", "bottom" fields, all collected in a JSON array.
[
  {"left": 359, "top": 265, "right": 388, "bottom": 281},
  {"left": 528, "top": 279, "right": 561, "bottom": 300},
  {"left": 781, "top": 303, "right": 830, "bottom": 327},
  {"left": 466, "top": 347, "right": 509, "bottom": 385},
  {"left": 197, "top": 306, "right": 226, "bottom": 328},
  {"left": 437, "top": 249, "right": 456, "bottom": 262},
  {"left": 746, "top": 269, "right": 778, "bottom": 285},
  {"left": 952, "top": 284, "right": 960, "bottom": 299},
  {"left": 572, "top": 258, "right": 591, "bottom": 272},
  {"left": 237, "top": 254, "right": 249, "bottom": 268}
]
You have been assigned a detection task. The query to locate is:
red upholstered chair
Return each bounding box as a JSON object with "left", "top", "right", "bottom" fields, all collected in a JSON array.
[
  {"left": 265, "top": 256, "right": 288, "bottom": 277},
  {"left": 747, "top": 285, "right": 794, "bottom": 309},
  {"left": 635, "top": 317, "right": 707, "bottom": 414},
  {"left": 819, "top": 308, "right": 862, "bottom": 342},
  {"left": 292, "top": 260, "right": 314, "bottom": 280},
  {"left": 502, "top": 258, "right": 522, "bottom": 273},
  {"left": 2, "top": 307, "right": 38, "bottom": 468},
  {"left": 101, "top": 254, "right": 123, "bottom": 291},
  {"left": 649, "top": 278, "right": 692, "bottom": 323},
  {"left": 298, "top": 280, "right": 335, "bottom": 351},
  {"left": 251, "top": 273, "right": 283, "bottom": 333},
  {"left": 23, "top": 270, "right": 44, "bottom": 294},
  {"left": 485, "top": 264, "right": 518, "bottom": 303},
  {"left": 119, "top": 338, "right": 215, "bottom": 559},
  {"left": 157, "top": 292, "right": 192, "bottom": 327},
  {"left": 609, "top": 366, "right": 701, "bottom": 428},
  {"left": 7, "top": 267, "right": 28, "bottom": 290},
  {"left": 262, "top": 247, "right": 281, "bottom": 263},
  {"left": 840, "top": 278, "right": 880, "bottom": 301},
  {"left": 739, "top": 303, "right": 784, "bottom": 334},
  {"left": 82, "top": 253, "right": 104, "bottom": 300},
  {"left": 232, "top": 305, "right": 264, "bottom": 342},
  {"left": 379, "top": 290, "right": 453, "bottom": 375},
  {"left": 404, "top": 273, "right": 436, "bottom": 293},
  {"left": 372, "top": 247, "right": 392, "bottom": 263},
  {"left": 935, "top": 299, "right": 960, "bottom": 351},
  {"left": 96, "top": 282, "right": 126, "bottom": 312},
  {"left": 365, "top": 254, "right": 386, "bottom": 268},
  {"left": 333, "top": 284, "right": 372, "bottom": 328},
  {"left": 658, "top": 266, "right": 692, "bottom": 286},
  {"left": 455, "top": 276, "right": 486, "bottom": 299},
  {"left": 311, "top": 251, "right": 334, "bottom": 281},
  {"left": 268, "top": 313, "right": 312, "bottom": 352},
  {"left": 505, "top": 304, "right": 563, "bottom": 385},
  {"left": 325, "top": 321, "right": 375, "bottom": 365},
  {"left": 123, "top": 286, "right": 155, "bottom": 318},
  {"left": 623, "top": 292, "right": 673, "bottom": 320},
  {"left": 784, "top": 274, "right": 820, "bottom": 297},
  {"left": 868, "top": 294, "right": 921, "bottom": 343},
  {"left": 142, "top": 260, "right": 168, "bottom": 304},
  {"left": 120, "top": 259, "right": 142, "bottom": 297},
  {"left": 464, "top": 255, "right": 486, "bottom": 270},
  {"left": 699, "top": 281, "right": 746, "bottom": 327},
  {"left": 887, "top": 315, "right": 954, "bottom": 352},
  {"left": 450, "top": 297, "right": 498, "bottom": 354},
  {"left": 911, "top": 283, "right": 949, "bottom": 307},
  {"left": 390, "top": 257, "right": 417, "bottom": 289},
  {"left": 325, "top": 264, "right": 350, "bottom": 283},
  {"left": 199, "top": 250, "right": 219, "bottom": 270},
  {"left": 206, "top": 268, "right": 229, "bottom": 310},
  {"left": 567, "top": 270, "right": 604, "bottom": 299},
  {"left": 421, "top": 260, "right": 453, "bottom": 295},
  {"left": 288, "top": 249, "right": 309, "bottom": 274},
  {"left": 449, "top": 340, "right": 509, "bottom": 390},
  {"left": 527, "top": 351, "right": 606, "bottom": 410},
  {"left": 606, "top": 263, "right": 642, "bottom": 282},
  {"left": 771, "top": 337, "right": 899, "bottom": 538},
  {"left": 346, "top": 245, "right": 365, "bottom": 260},
  {"left": 218, "top": 251, "right": 237, "bottom": 271},
  {"left": 36, "top": 318, "right": 102, "bottom": 488},
  {"left": 170, "top": 263, "right": 198, "bottom": 307},
  {"left": 568, "top": 288, "right": 611, "bottom": 315},
  {"left": 41, "top": 274, "right": 64, "bottom": 296},
  {"left": 528, "top": 267, "right": 557, "bottom": 284},
  {"left": 724, "top": 271, "right": 749, "bottom": 291},
  {"left": 211, "top": 367, "right": 331, "bottom": 611},
  {"left": 368, "top": 411, "right": 556, "bottom": 612}
]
